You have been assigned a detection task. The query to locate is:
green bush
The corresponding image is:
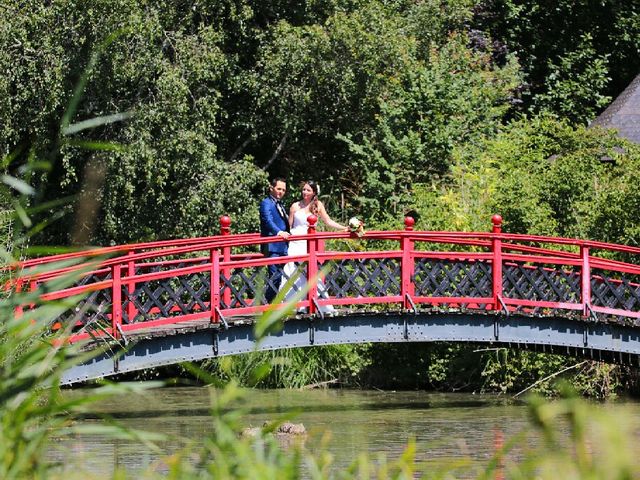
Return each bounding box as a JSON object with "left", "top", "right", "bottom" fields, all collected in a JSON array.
[{"left": 415, "top": 114, "right": 640, "bottom": 241}]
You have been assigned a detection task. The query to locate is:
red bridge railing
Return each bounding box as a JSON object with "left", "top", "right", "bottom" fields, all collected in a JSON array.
[{"left": 8, "top": 214, "right": 640, "bottom": 344}]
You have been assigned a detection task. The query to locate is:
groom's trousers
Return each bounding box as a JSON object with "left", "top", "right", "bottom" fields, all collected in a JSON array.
[{"left": 265, "top": 252, "right": 287, "bottom": 304}]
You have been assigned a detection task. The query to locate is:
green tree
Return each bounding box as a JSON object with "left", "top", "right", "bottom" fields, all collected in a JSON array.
[
  {"left": 248, "top": 1, "right": 520, "bottom": 218},
  {"left": 339, "top": 32, "right": 520, "bottom": 218},
  {"left": 418, "top": 114, "right": 640, "bottom": 241},
  {"left": 472, "top": 0, "right": 640, "bottom": 123},
  {"left": 0, "top": 1, "right": 269, "bottom": 244}
]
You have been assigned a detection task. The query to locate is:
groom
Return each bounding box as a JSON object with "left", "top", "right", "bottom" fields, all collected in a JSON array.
[{"left": 259, "top": 177, "right": 291, "bottom": 303}]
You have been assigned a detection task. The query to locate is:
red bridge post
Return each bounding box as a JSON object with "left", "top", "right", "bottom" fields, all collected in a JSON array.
[
  {"left": 111, "top": 263, "right": 122, "bottom": 339},
  {"left": 210, "top": 248, "right": 220, "bottom": 323},
  {"left": 491, "top": 215, "right": 503, "bottom": 311},
  {"left": 220, "top": 215, "right": 231, "bottom": 236},
  {"left": 307, "top": 215, "right": 318, "bottom": 315},
  {"left": 126, "top": 250, "right": 136, "bottom": 323},
  {"left": 402, "top": 216, "right": 415, "bottom": 310},
  {"left": 28, "top": 279, "right": 37, "bottom": 311},
  {"left": 581, "top": 245, "right": 592, "bottom": 318},
  {"left": 220, "top": 215, "right": 232, "bottom": 310},
  {"left": 14, "top": 277, "right": 24, "bottom": 318}
]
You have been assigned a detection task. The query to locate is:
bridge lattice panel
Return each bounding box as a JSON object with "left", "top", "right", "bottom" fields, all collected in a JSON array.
[
  {"left": 322, "top": 258, "right": 401, "bottom": 299},
  {"left": 591, "top": 268, "right": 640, "bottom": 322},
  {"left": 412, "top": 259, "right": 492, "bottom": 304},
  {"left": 220, "top": 263, "right": 306, "bottom": 308},
  {"left": 54, "top": 270, "right": 112, "bottom": 331},
  {"left": 279, "top": 263, "right": 310, "bottom": 299},
  {"left": 502, "top": 261, "right": 581, "bottom": 314},
  {"left": 122, "top": 261, "right": 209, "bottom": 323}
]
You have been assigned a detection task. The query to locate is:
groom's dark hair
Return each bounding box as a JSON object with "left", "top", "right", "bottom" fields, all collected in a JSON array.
[{"left": 269, "top": 177, "right": 286, "bottom": 187}]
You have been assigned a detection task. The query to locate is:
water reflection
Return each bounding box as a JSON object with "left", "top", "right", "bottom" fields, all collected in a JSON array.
[{"left": 50, "top": 387, "right": 639, "bottom": 477}]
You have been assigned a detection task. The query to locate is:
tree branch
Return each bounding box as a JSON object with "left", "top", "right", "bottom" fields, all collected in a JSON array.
[
  {"left": 228, "top": 135, "right": 253, "bottom": 163},
  {"left": 513, "top": 360, "right": 588, "bottom": 398},
  {"left": 262, "top": 133, "right": 288, "bottom": 170}
]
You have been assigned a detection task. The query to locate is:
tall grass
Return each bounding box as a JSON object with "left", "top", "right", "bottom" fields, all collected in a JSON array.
[
  {"left": 203, "top": 344, "right": 371, "bottom": 389},
  {"left": 2, "top": 298, "right": 638, "bottom": 480},
  {"left": 0, "top": 271, "right": 166, "bottom": 479},
  {"left": 0, "top": 30, "right": 162, "bottom": 479}
]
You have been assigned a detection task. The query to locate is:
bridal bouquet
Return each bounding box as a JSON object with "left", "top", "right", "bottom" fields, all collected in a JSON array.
[{"left": 348, "top": 217, "right": 365, "bottom": 238}]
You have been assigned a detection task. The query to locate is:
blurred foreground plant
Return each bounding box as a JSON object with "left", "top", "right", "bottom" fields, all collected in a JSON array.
[
  {"left": 0, "top": 29, "right": 165, "bottom": 478},
  {"left": 0, "top": 273, "right": 165, "bottom": 480},
  {"left": 506, "top": 386, "right": 636, "bottom": 480}
]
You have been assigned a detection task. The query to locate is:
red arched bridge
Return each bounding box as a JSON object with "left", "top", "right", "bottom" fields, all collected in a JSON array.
[{"left": 12, "top": 215, "right": 640, "bottom": 384}]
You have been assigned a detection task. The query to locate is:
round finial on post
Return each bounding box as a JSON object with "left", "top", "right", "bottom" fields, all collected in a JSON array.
[
  {"left": 220, "top": 215, "right": 231, "bottom": 235},
  {"left": 491, "top": 214, "right": 502, "bottom": 233},
  {"left": 307, "top": 214, "right": 318, "bottom": 234},
  {"left": 404, "top": 216, "right": 415, "bottom": 231}
]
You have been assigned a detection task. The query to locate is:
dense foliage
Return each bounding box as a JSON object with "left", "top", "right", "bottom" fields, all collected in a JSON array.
[
  {"left": 2, "top": 0, "right": 640, "bottom": 396},
  {"left": 2, "top": 0, "right": 637, "bottom": 242},
  {"left": 413, "top": 114, "right": 640, "bottom": 241},
  {"left": 473, "top": 0, "right": 640, "bottom": 123}
]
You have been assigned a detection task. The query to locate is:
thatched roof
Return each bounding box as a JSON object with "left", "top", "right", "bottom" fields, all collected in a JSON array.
[{"left": 591, "top": 74, "right": 640, "bottom": 144}]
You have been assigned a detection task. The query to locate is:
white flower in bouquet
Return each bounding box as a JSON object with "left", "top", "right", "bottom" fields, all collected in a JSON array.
[{"left": 348, "top": 217, "right": 365, "bottom": 237}]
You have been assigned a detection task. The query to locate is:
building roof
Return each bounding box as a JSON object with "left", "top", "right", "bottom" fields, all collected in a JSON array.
[{"left": 591, "top": 74, "right": 640, "bottom": 143}]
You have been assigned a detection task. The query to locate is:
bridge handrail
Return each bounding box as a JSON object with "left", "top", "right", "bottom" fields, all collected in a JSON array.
[
  {"left": 11, "top": 229, "right": 630, "bottom": 277},
  {"left": 10, "top": 214, "right": 640, "bottom": 345},
  {"left": 20, "top": 233, "right": 640, "bottom": 285},
  {"left": 4, "top": 232, "right": 261, "bottom": 272},
  {"left": 15, "top": 228, "right": 640, "bottom": 273}
]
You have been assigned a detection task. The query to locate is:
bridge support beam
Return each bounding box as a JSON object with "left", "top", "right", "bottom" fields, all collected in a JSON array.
[{"left": 61, "top": 313, "right": 640, "bottom": 385}]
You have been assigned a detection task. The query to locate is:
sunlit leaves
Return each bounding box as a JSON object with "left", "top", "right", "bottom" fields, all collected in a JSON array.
[
  {"left": 339, "top": 31, "right": 521, "bottom": 219},
  {"left": 473, "top": 0, "right": 639, "bottom": 124},
  {"left": 417, "top": 113, "right": 640, "bottom": 247}
]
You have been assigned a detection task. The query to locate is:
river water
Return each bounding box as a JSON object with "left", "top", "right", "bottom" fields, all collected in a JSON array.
[{"left": 52, "top": 387, "right": 640, "bottom": 477}]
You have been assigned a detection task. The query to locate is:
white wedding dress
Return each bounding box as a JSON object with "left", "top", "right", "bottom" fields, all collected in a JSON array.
[{"left": 280, "top": 209, "right": 335, "bottom": 314}]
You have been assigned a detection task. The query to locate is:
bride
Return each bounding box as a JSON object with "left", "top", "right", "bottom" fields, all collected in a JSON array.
[{"left": 280, "top": 180, "right": 346, "bottom": 313}]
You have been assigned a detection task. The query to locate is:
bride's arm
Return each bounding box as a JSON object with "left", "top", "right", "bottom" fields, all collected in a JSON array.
[
  {"left": 288, "top": 203, "right": 297, "bottom": 229},
  {"left": 317, "top": 201, "right": 347, "bottom": 230}
]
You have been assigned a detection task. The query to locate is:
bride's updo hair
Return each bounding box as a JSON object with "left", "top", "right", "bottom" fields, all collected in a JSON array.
[{"left": 300, "top": 180, "right": 320, "bottom": 215}]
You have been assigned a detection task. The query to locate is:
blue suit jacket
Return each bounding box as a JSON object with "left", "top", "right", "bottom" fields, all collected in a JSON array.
[{"left": 259, "top": 196, "right": 289, "bottom": 255}]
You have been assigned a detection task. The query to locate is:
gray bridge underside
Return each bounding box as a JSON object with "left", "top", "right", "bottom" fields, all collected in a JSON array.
[{"left": 61, "top": 312, "right": 640, "bottom": 385}]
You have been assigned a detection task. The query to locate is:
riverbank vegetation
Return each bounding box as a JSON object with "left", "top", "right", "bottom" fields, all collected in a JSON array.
[{"left": 2, "top": 0, "right": 640, "bottom": 397}]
